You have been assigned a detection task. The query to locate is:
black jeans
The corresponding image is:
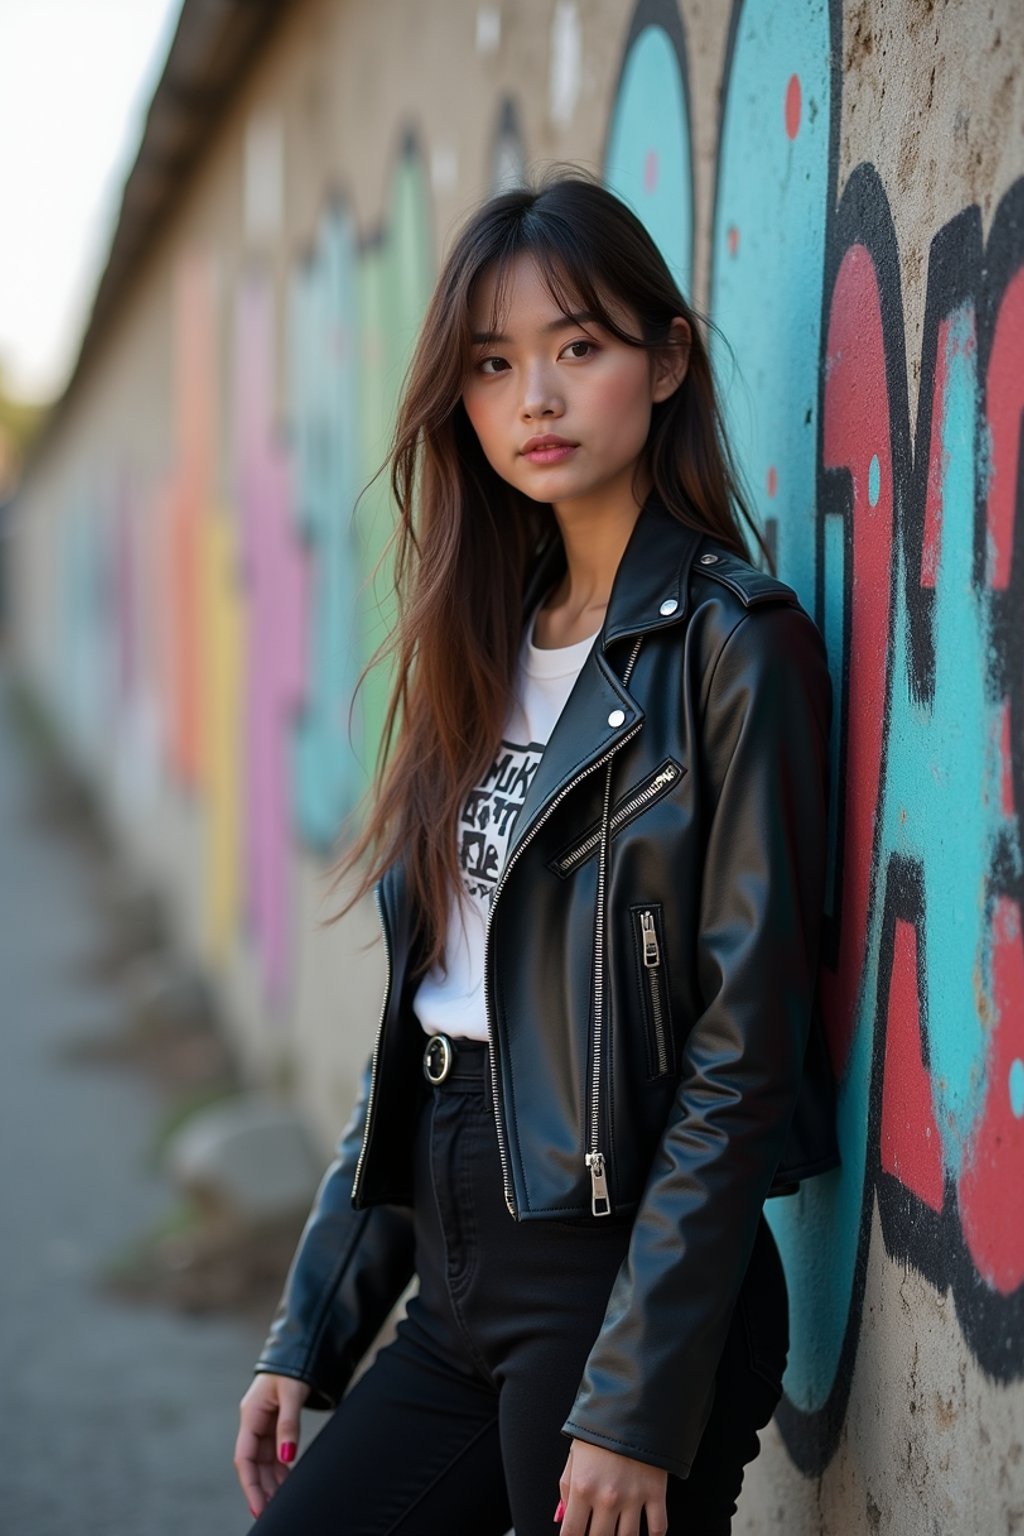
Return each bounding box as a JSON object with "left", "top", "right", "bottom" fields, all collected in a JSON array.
[{"left": 249, "top": 1040, "right": 788, "bottom": 1536}]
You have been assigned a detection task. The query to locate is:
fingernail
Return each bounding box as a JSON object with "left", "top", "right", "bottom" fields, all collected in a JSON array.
[
  {"left": 553, "top": 1499, "right": 565, "bottom": 1523},
  {"left": 280, "top": 1441, "right": 297, "bottom": 1463}
]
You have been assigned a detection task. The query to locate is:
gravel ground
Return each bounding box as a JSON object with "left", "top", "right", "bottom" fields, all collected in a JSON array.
[{"left": 0, "top": 664, "right": 271, "bottom": 1536}]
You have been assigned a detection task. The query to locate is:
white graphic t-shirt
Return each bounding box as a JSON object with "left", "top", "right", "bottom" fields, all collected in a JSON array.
[{"left": 412, "top": 601, "right": 600, "bottom": 1041}]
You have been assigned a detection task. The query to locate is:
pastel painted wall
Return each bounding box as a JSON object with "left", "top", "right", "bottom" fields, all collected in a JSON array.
[{"left": 10, "top": 1, "right": 1022, "bottom": 1528}]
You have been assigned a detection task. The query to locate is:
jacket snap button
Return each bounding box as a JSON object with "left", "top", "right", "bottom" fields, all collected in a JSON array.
[
  {"left": 699, "top": 552, "right": 719, "bottom": 565},
  {"left": 659, "top": 598, "right": 678, "bottom": 616},
  {"left": 607, "top": 709, "right": 626, "bottom": 728}
]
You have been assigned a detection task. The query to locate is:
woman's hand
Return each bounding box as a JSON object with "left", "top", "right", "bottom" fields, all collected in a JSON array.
[
  {"left": 234, "top": 1372, "right": 312, "bottom": 1520},
  {"left": 558, "top": 1438, "right": 669, "bottom": 1536}
]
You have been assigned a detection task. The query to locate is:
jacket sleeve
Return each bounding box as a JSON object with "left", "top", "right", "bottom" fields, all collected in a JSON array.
[
  {"left": 562, "top": 601, "right": 832, "bottom": 1477},
  {"left": 252, "top": 1053, "right": 417, "bottom": 1410}
]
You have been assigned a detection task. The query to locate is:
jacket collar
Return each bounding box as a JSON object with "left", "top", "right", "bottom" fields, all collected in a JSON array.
[
  {"left": 503, "top": 493, "right": 705, "bottom": 866},
  {"left": 521, "top": 489, "right": 705, "bottom": 650}
]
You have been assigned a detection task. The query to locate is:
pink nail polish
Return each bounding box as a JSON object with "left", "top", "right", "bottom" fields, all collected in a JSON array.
[
  {"left": 554, "top": 1498, "right": 565, "bottom": 1523},
  {"left": 280, "top": 1441, "right": 297, "bottom": 1464}
]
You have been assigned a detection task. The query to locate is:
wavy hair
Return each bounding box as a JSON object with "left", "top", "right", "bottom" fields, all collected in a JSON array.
[{"left": 323, "top": 170, "right": 770, "bottom": 975}]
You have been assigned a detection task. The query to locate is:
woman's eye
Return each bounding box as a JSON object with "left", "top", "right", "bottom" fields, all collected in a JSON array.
[
  {"left": 478, "top": 356, "right": 510, "bottom": 375},
  {"left": 563, "top": 340, "right": 596, "bottom": 360}
]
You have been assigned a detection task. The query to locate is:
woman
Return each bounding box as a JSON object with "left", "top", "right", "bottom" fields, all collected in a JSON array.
[{"left": 235, "top": 171, "right": 838, "bottom": 1535}]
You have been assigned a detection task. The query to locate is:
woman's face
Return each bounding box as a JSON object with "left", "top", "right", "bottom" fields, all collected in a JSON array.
[{"left": 462, "top": 253, "right": 684, "bottom": 519}]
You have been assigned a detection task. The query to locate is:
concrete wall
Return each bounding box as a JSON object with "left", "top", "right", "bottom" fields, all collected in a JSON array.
[{"left": 9, "top": 0, "right": 1023, "bottom": 1528}]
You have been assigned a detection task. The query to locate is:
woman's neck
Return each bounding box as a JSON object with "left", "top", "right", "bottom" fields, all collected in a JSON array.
[{"left": 534, "top": 483, "right": 648, "bottom": 649}]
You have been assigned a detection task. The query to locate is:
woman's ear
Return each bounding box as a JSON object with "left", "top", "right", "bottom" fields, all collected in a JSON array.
[{"left": 651, "top": 316, "right": 691, "bottom": 403}]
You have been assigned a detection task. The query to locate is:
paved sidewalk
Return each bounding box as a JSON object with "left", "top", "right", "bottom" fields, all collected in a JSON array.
[{"left": 0, "top": 665, "right": 264, "bottom": 1536}]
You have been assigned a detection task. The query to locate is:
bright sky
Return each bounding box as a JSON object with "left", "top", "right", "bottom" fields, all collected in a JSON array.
[{"left": 0, "top": 0, "right": 184, "bottom": 405}]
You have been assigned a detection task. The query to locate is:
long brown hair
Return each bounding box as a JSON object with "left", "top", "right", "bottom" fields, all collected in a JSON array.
[{"left": 324, "top": 169, "right": 770, "bottom": 975}]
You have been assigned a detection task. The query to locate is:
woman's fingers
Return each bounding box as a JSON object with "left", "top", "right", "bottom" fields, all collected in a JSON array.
[
  {"left": 558, "top": 1439, "right": 574, "bottom": 1508},
  {"left": 562, "top": 1489, "right": 643, "bottom": 1536},
  {"left": 557, "top": 1439, "right": 669, "bottom": 1536},
  {"left": 645, "top": 1497, "right": 670, "bottom": 1536},
  {"left": 275, "top": 1382, "right": 304, "bottom": 1467},
  {"left": 233, "top": 1410, "right": 272, "bottom": 1515},
  {"left": 235, "top": 1374, "right": 311, "bottom": 1518},
  {"left": 254, "top": 1436, "right": 284, "bottom": 1509}
]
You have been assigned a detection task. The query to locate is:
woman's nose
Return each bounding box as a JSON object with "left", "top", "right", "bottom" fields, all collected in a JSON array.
[{"left": 520, "top": 362, "right": 563, "bottom": 419}]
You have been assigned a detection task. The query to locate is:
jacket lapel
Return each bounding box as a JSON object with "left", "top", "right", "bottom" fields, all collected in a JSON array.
[
  {"left": 503, "top": 494, "right": 703, "bottom": 865},
  {"left": 502, "top": 650, "right": 644, "bottom": 866}
]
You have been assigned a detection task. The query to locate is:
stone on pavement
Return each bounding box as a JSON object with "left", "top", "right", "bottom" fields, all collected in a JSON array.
[{"left": 166, "top": 1094, "right": 322, "bottom": 1221}]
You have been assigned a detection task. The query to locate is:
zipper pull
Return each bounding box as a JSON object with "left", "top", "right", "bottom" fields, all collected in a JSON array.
[
  {"left": 585, "top": 1151, "right": 612, "bottom": 1216},
  {"left": 641, "top": 910, "right": 660, "bottom": 968}
]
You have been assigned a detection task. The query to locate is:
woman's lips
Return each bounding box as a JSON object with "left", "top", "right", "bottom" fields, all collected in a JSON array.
[{"left": 521, "top": 436, "right": 577, "bottom": 463}]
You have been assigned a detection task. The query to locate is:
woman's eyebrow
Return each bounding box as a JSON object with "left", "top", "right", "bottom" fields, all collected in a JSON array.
[{"left": 470, "top": 311, "right": 601, "bottom": 345}]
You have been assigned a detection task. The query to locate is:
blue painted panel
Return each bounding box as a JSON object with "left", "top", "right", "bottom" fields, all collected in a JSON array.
[
  {"left": 605, "top": 21, "right": 693, "bottom": 294},
  {"left": 710, "top": 0, "right": 831, "bottom": 609}
]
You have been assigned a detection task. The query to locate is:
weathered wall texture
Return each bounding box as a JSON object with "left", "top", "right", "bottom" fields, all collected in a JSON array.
[{"left": 9, "top": 0, "right": 1023, "bottom": 1528}]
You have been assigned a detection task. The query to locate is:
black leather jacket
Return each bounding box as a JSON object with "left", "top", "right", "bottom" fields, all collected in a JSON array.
[{"left": 253, "top": 493, "right": 839, "bottom": 1478}]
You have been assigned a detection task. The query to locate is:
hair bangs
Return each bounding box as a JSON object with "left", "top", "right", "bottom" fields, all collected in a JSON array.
[{"left": 467, "top": 211, "right": 649, "bottom": 358}]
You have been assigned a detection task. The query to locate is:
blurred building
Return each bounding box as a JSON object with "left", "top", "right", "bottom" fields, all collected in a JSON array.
[
  {"left": 6, "top": 1, "right": 1024, "bottom": 1529},
  {"left": 0, "top": 373, "right": 47, "bottom": 637}
]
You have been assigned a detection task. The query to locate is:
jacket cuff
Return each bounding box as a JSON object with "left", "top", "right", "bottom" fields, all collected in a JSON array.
[
  {"left": 252, "top": 1360, "right": 337, "bottom": 1413},
  {"left": 561, "top": 1418, "right": 695, "bottom": 1481}
]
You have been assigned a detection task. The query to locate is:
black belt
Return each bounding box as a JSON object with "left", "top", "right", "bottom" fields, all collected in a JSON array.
[{"left": 422, "top": 1032, "right": 490, "bottom": 1087}]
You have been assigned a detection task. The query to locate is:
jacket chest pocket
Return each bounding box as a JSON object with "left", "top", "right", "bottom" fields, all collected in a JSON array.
[
  {"left": 629, "top": 902, "right": 676, "bottom": 1080},
  {"left": 549, "top": 759, "right": 685, "bottom": 879}
]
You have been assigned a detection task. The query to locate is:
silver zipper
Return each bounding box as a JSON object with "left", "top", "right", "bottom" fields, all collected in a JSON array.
[
  {"left": 351, "top": 882, "right": 393, "bottom": 1207},
  {"left": 586, "top": 1151, "right": 610, "bottom": 1215},
  {"left": 555, "top": 762, "right": 680, "bottom": 876},
  {"left": 640, "top": 909, "right": 669, "bottom": 1076},
  {"left": 587, "top": 636, "right": 644, "bottom": 1216},
  {"left": 484, "top": 639, "right": 645, "bottom": 1219}
]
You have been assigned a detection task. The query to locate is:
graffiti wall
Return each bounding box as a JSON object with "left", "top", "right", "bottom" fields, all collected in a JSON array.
[{"left": 10, "top": 0, "right": 1022, "bottom": 1527}]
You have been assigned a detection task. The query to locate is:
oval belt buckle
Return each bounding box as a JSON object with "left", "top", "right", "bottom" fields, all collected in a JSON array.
[{"left": 423, "top": 1033, "right": 453, "bottom": 1085}]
